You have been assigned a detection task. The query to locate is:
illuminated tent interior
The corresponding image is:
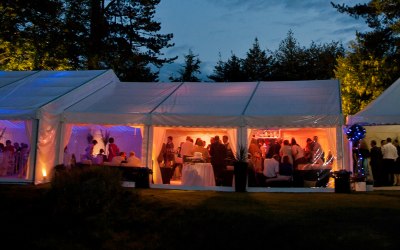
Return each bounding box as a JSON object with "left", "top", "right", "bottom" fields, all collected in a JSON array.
[
  {"left": 0, "top": 70, "right": 119, "bottom": 183},
  {"left": 63, "top": 79, "right": 344, "bottom": 187}
]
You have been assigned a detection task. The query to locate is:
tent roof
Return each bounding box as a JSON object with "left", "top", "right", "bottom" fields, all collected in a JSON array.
[
  {"left": 64, "top": 82, "right": 181, "bottom": 124},
  {"left": 245, "top": 80, "right": 343, "bottom": 127},
  {"left": 64, "top": 79, "right": 343, "bottom": 127},
  {"left": 347, "top": 77, "right": 400, "bottom": 125},
  {"left": 0, "top": 71, "right": 37, "bottom": 88},
  {"left": 0, "top": 70, "right": 115, "bottom": 119}
]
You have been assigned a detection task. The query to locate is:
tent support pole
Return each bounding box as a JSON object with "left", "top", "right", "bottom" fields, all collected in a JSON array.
[
  {"left": 336, "top": 125, "right": 345, "bottom": 171},
  {"left": 30, "top": 119, "right": 40, "bottom": 184},
  {"left": 146, "top": 125, "right": 154, "bottom": 183}
]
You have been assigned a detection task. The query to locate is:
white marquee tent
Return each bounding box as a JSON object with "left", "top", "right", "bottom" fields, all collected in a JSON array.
[
  {"left": 0, "top": 70, "right": 119, "bottom": 183},
  {"left": 1, "top": 70, "right": 345, "bottom": 186}
]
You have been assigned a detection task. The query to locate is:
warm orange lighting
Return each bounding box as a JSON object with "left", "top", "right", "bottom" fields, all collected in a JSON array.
[{"left": 42, "top": 169, "right": 47, "bottom": 177}]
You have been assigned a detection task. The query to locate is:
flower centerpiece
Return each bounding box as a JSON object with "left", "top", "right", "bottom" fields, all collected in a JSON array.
[{"left": 100, "top": 129, "right": 111, "bottom": 151}]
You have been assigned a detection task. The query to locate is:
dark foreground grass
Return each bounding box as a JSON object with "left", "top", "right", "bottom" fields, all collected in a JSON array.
[{"left": 1, "top": 184, "right": 400, "bottom": 250}]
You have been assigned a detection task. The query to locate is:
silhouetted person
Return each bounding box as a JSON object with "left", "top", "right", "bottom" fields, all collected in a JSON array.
[{"left": 210, "top": 135, "right": 227, "bottom": 186}]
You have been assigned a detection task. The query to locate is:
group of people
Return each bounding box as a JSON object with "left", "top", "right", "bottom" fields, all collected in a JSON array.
[
  {"left": 65, "top": 137, "right": 142, "bottom": 167},
  {"left": 0, "top": 139, "right": 30, "bottom": 178},
  {"left": 247, "top": 136, "right": 331, "bottom": 186},
  {"left": 248, "top": 136, "right": 328, "bottom": 172},
  {"left": 158, "top": 135, "right": 235, "bottom": 185},
  {"left": 157, "top": 134, "right": 330, "bottom": 186},
  {"left": 359, "top": 137, "right": 400, "bottom": 186}
]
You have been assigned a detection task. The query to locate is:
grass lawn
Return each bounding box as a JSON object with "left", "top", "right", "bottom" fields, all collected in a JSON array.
[{"left": 1, "top": 184, "right": 400, "bottom": 250}]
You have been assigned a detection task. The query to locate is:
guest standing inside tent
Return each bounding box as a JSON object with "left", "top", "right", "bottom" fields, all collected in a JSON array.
[
  {"left": 248, "top": 138, "right": 262, "bottom": 173},
  {"left": 370, "top": 140, "right": 383, "bottom": 186},
  {"left": 4, "top": 140, "right": 15, "bottom": 175},
  {"left": 381, "top": 138, "right": 398, "bottom": 186},
  {"left": 291, "top": 138, "right": 307, "bottom": 170},
  {"left": 107, "top": 137, "right": 120, "bottom": 162},
  {"left": 222, "top": 135, "right": 234, "bottom": 165},
  {"left": 210, "top": 135, "right": 227, "bottom": 186},
  {"left": 279, "top": 139, "right": 293, "bottom": 165},
  {"left": 393, "top": 139, "right": 400, "bottom": 186},
  {"left": 164, "top": 136, "right": 175, "bottom": 167},
  {"left": 180, "top": 136, "right": 194, "bottom": 162},
  {"left": 84, "top": 139, "right": 98, "bottom": 161}
]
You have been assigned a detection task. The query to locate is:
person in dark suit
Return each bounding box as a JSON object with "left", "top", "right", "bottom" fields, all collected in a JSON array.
[
  {"left": 210, "top": 135, "right": 227, "bottom": 186},
  {"left": 370, "top": 140, "right": 383, "bottom": 186}
]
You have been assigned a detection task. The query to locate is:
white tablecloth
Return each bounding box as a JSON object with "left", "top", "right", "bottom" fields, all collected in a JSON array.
[{"left": 182, "top": 163, "right": 215, "bottom": 186}]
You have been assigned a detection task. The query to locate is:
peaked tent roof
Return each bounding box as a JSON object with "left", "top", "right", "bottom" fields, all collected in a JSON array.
[
  {"left": 0, "top": 71, "right": 37, "bottom": 88},
  {"left": 245, "top": 80, "right": 343, "bottom": 127},
  {"left": 64, "top": 79, "right": 343, "bottom": 128},
  {"left": 151, "top": 82, "right": 258, "bottom": 127},
  {"left": 63, "top": 82, "right": 181, "bottom": 124},
  {"left": 0, "top": 70, "right": 117, "bottom": 120},
  {"left": 347, "top": 77, "right": 400, "bottom": 125}
]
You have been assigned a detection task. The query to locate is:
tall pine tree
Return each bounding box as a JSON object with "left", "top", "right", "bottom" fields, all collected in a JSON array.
[
  {"left": 169, "top": 49, "right": 202, "bottom": 82},
  {"left": 242, "top": 38, "right": 274, "bottom": 81}
]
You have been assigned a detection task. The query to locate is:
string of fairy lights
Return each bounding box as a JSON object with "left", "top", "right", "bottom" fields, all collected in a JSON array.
[{"left": 346, "top": 124, "right": 367, "bottom": 176}]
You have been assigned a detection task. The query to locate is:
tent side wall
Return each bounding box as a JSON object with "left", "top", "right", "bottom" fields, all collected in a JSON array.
[{"left": 34, "top": 70, "right": 119, "bottom": 184}]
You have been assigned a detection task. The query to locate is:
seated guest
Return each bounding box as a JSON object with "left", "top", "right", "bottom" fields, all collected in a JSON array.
[
  {"left": 111, "top": 152, "right": 127, "bottom": 165},
  {"left": 263, "top": 154, "right": 280, "bottom": 178},
  {"left": 279, "top": 156, "right": 293, "bottom": 176},
  {"left": 126, "top": 151, "right": 142, "bottom": 167},
  {"left": 94, "top": 149, "right": 107, "bottom": 165}
]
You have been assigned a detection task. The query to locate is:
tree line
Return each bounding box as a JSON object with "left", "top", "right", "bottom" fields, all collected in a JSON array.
[
  {"left": 0, "top": 0, "right": 399, "bottom": 115},
  {"left": 172, "top": 32, "right": 344, "bottom": 83}
]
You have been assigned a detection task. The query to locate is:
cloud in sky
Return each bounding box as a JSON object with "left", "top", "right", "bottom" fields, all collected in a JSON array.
[{"left": 155, "top": 0, "right": 369, "bottom": 81}]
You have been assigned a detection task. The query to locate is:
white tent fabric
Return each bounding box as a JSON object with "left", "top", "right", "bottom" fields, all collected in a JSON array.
[
  {"left": 245, "top": 80, "right": 343, "bottom": 127},
  {"left": 64, "top": 80, "right": 343, "bottom": 128},
  {"left": 0, "top": 70, "right": 119, "bottom": 183},
  {"left": 63, "top": 82, "right": 181, "bottom": 124},
  {"left": 0, "top": 71, "right": 37, "bottom": 89},
  {"left": 347, "top": 78, "right": 400, "bottom": 125},
  {"left": 151, "top": 82, "right": 257, "bottom": 127}
]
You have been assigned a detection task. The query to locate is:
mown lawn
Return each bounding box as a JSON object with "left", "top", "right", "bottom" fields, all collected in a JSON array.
[{"left": 1, "top": 184, "right": 400, "bottom": 250}]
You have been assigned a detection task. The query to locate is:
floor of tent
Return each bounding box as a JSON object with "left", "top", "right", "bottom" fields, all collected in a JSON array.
[
  {"left": 122, "top": 179, "right": 400, "bottom": 192},
  {"left": 151, "top": 184, "right": 335, "bottom": 192}
]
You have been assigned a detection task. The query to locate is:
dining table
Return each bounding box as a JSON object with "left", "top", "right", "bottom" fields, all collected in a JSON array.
[{"left": 181, "top": 162, "right": 215, "bottom": 186}]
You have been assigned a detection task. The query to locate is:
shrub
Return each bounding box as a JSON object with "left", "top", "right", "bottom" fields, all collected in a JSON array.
[{"left": 48, "top": 166, "right": 136, "bottom": 218}]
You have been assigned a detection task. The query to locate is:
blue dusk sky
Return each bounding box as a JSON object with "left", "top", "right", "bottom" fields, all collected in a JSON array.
[{"left": 155, "top": 0, "right": 369, "bottom": 81}]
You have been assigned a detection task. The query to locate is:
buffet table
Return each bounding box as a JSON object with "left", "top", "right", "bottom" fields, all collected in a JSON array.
[{"left": 182, "top": 163, "right": 215, "bottom": 186}]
